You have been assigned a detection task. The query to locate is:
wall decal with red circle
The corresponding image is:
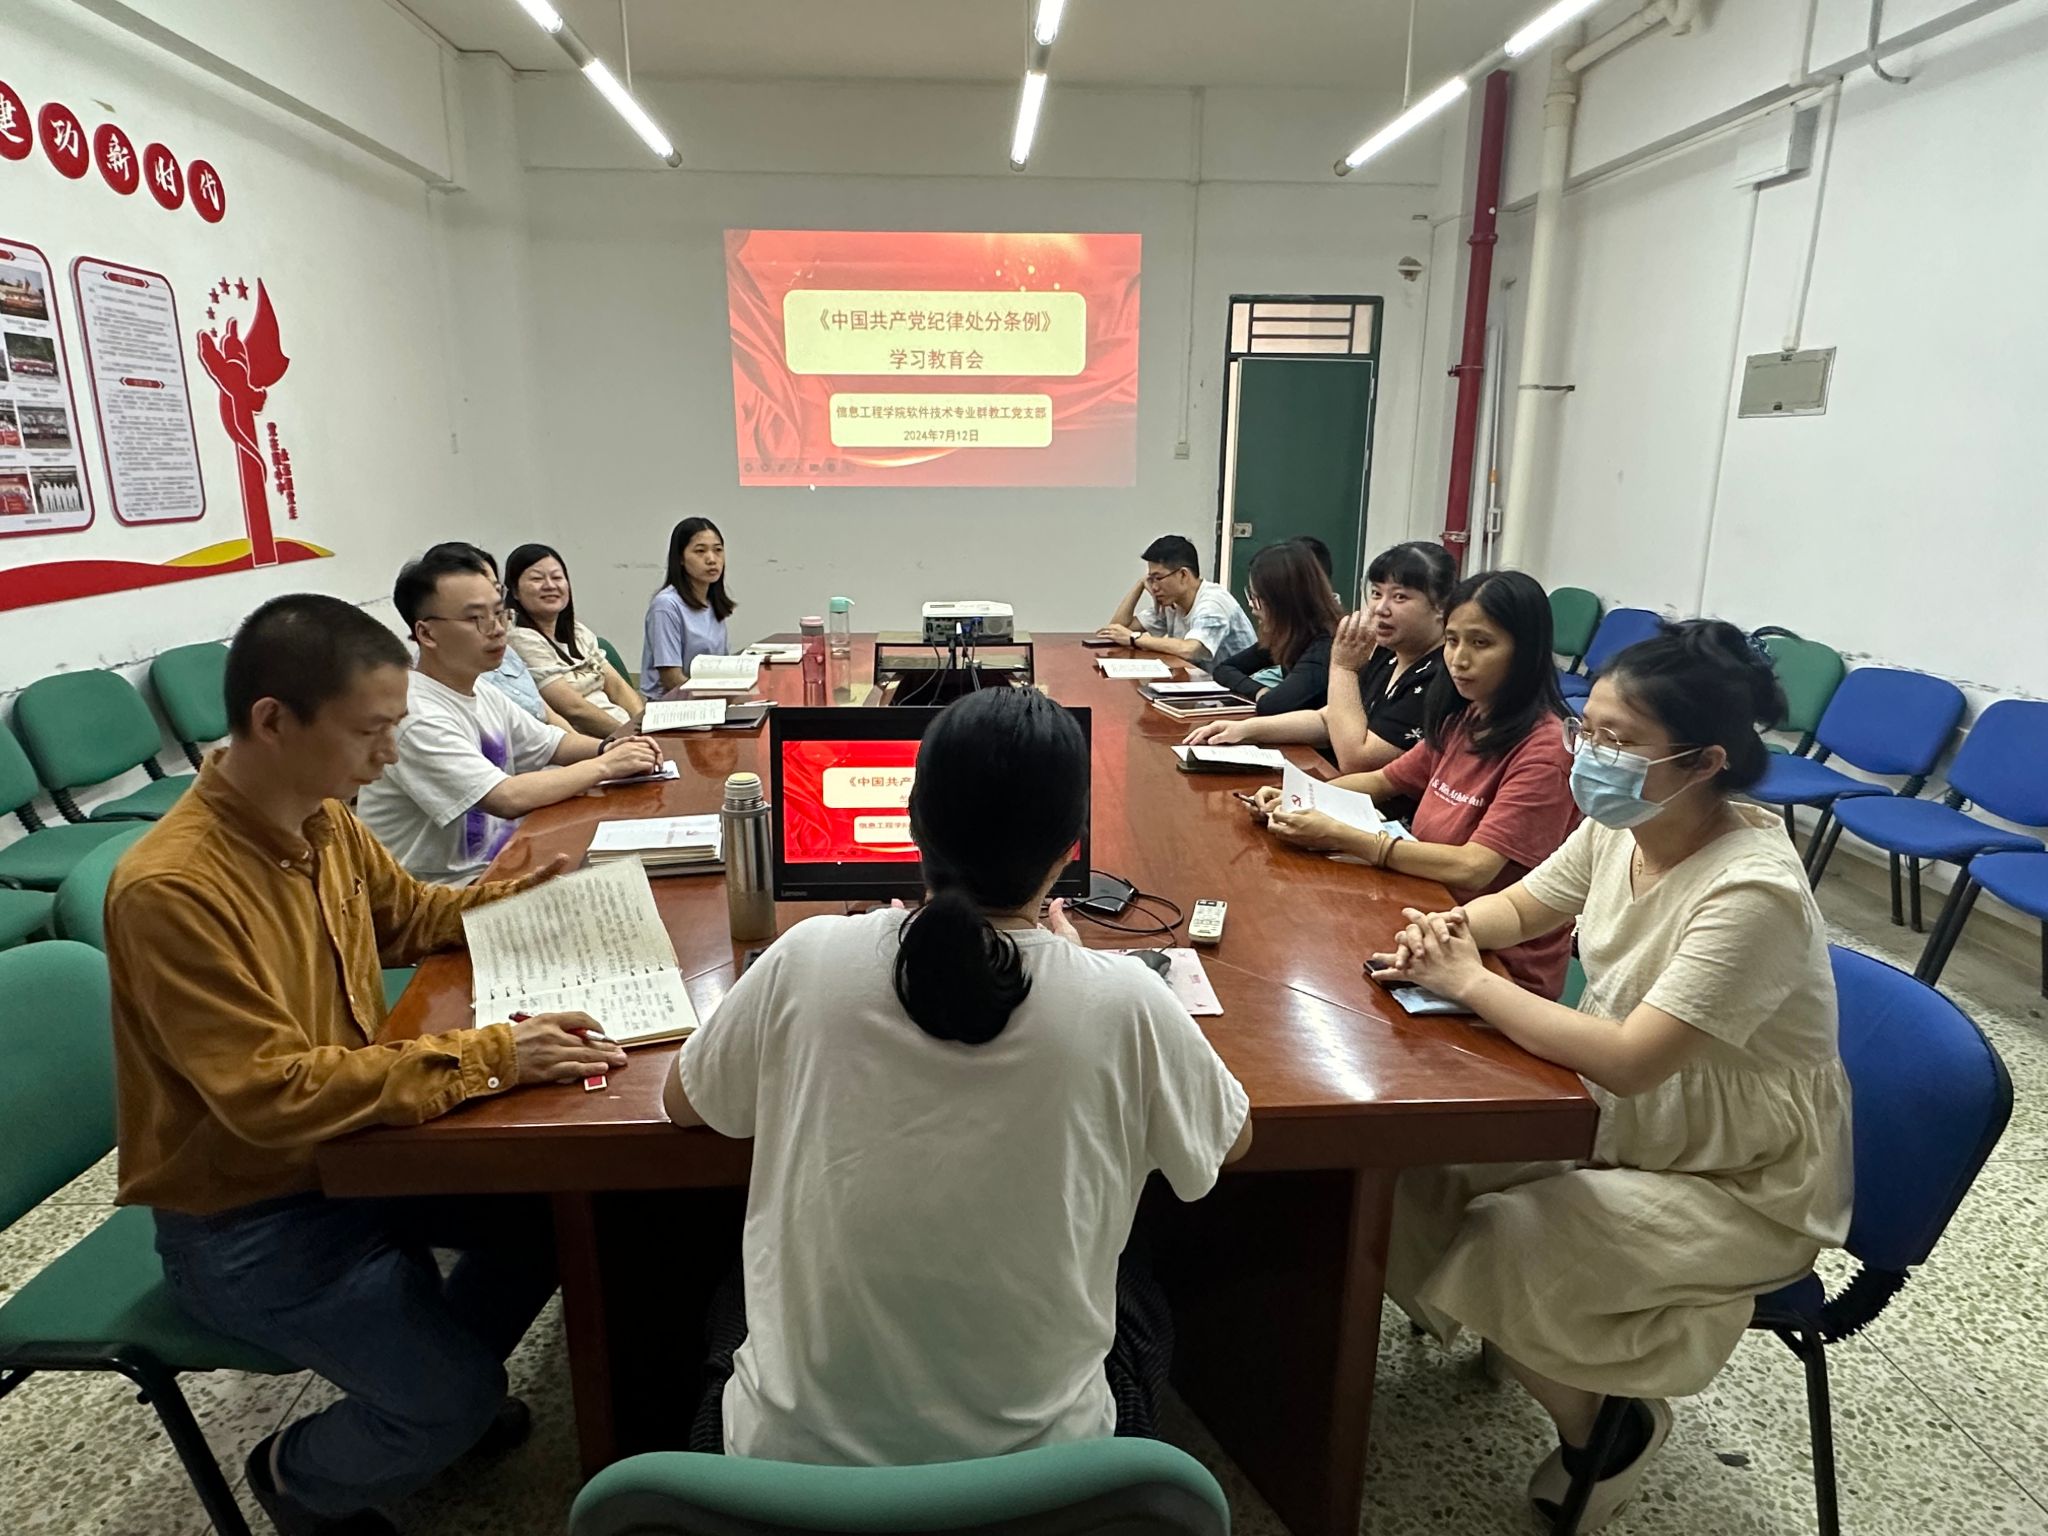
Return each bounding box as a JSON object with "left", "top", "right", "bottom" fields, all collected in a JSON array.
[
  {"left": 188, "top": 158, "right": 225, "bottom": 224},
  {"left": 37, "top": 101, "right": 88, "bottom": 179},
  {"left": 142, "top": 141, "right": 184, "bottom": 209},
  {"left": 0, "top": 81, "right": 32, "bottom": 162},
  {"left": 93, "top": 123, "right": 139, "bottom": 195}
]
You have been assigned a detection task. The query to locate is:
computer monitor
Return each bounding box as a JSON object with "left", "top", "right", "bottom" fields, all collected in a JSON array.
[{"left": 767, "top": 705, "right": 1092, "bottom": 903}]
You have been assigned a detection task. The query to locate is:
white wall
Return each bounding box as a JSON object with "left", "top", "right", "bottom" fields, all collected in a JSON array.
[
  {"left": 0, "top": 1, "right": 533, "bottom": 827},
  {"left": 511, "top": 74, "right": 1449, "bottom": 656},
  {"left": 1495, "top": 0, "right": 2048, "bottom": 706}
]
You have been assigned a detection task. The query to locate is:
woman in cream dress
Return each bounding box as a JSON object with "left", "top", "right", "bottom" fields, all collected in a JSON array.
[{"left": 1372, "top": 620, "right": 1852, "bottom": 1530}]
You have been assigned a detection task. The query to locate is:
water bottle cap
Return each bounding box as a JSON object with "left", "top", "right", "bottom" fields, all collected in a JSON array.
[
  {"left": 829, "top": 596, "right": 851, "bottom": 613},
  {"left": 800, "top": 616, "right": 824, "bottom": 630}
]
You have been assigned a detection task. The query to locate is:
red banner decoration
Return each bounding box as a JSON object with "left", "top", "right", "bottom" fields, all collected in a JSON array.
[
  {"left": 93, "top": 123, "right": 138, "bottom": 195},
  {"left": 197, "top": 279, "right": 290, "bottom": 567},
  {"left": 37, "top": 102, "right": 88, "bottom": 179}
]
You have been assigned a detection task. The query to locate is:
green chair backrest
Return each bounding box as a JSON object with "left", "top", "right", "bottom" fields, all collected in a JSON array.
[
  {"left": 570, "top": 1440, "right": 1231, "bottom": 1536},
  {"left": 0, "top": 940, "right": 114, "bottom": 1229},
  {"left": 596, "top": 635, "right": 629, "bottom": 681},
  {"left": 151, "top": 642, "right": 230, "bottom": 749},
  {"left": 1548, "top": 587, "right": 1602, "bottom": 663},
  {"left": 1760, "top": 633, "right": 1847, "bottom": 746},
  {"left": 53, "top": 831, "right": 146, "bottom": 949},
  {"left": 0, "top": 723, "right": 43, "bottom": 818},
  {"left": 13, "top": 671, "right": 162, "bottom": 792}
]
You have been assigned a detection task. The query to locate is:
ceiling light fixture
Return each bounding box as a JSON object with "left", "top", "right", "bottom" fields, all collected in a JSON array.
[
  {"left": 1032, "top": 0, "right": 1069, "bottom": 48},
  {"left": 1505, "top": 0, "right": 1606, "bottom": 57},
  {"left": 1010, "top": 70, "right": 1049, "bottom": 170},
  {"left": 507, "top": 0, "right": 680, "bottom": 167},
  {"left": 512, "top": 0, "right": 565, "bottom": 35},
  {"left": 1337, "top": 76, "right": 1467, "bottom": 173}
]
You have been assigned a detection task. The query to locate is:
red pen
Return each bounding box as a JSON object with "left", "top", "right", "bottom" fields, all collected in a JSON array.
[{"left": 509, "top": 1012, "right": 611, "bottom": 1092}]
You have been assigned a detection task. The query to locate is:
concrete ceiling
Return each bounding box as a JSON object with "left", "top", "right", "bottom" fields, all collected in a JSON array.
[{"left": 393, "top": 0, "right": 1542, "bottom": 92}]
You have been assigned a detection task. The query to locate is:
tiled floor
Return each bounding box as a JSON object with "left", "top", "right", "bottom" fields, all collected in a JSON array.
[{"left": 4, "top": 875, "right": 2043, "bottom": 1535}]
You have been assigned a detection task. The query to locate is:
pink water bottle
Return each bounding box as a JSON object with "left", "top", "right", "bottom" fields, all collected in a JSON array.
[{"left": 800, "top": 616, "right": 827, "bottom": 706}]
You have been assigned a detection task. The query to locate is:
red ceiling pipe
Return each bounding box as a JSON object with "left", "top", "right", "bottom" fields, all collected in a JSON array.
[{"left": 1442, "top": 69, "right": 1512, "bottom": 570}]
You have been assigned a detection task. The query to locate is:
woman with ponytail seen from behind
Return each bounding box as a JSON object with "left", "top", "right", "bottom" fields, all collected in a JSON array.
[
  {"left": 664, "top": 686, "right": 1251, "bottom": 1464},
  {"left": 1369, "top": 621, "right": 1851, "bottom": 1531}
]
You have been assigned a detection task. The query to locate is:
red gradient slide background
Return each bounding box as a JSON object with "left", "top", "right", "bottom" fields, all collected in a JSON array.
[
  {"left": 781, "top": 740, "right": 922, "bottom": 864},
  {"left": 726, "top": 230, "right": 1140, "bottom": 488}
]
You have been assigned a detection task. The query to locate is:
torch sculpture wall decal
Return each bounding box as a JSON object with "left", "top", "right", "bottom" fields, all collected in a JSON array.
[{"left": 197, "top": 279, "right": 289, "bottom": 568}]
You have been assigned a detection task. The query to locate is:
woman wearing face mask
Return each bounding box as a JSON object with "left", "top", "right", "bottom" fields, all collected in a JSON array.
[
  {"left": 1185, "top": 541, "right": 1453, "bottom": 787},
  {"left": 1247, "top": 568, "right": 1578, "bottom": 997},
  {"left": 1368, "top": 620, "right": 1851, "bottom": 1531}
]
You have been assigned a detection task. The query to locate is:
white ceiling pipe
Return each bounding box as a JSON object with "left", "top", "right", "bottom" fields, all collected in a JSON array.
[
  {"left": 1567, "top": 0, "right": 1678, "bottom": 74},
  {"left": 1496, "top": 33, "right": 1582, "bottom": 575}
]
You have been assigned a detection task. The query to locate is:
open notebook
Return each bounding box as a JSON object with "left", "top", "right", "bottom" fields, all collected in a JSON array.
[
  {"left": 461, "top": 858, "right": 699, "bottom": 1046},
  {"left": 677, "top": 654, "right": 762, "bottom": 693}
]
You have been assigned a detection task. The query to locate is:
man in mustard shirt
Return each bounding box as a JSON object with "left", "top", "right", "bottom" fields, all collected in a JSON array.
[{"left": 106, "top": 593, "right": 628, "bottom": 1536}]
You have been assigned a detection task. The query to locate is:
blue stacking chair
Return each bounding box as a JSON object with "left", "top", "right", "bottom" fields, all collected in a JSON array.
[
  {"left": 1746, "top": 668, "right": 1965, "bottom": 881},
  {"left": 1557, "top": 608, "right": 1661, "bottom": 704},
  {"left": 1809, "top": 700, "right": 2048, "bottom": 938},
  {"left": 1915, "top": 849, "right": 2048, "bottom": 998},
  {"left": 1551, "top": 946, "right": 2012, "bottom": 1536}
]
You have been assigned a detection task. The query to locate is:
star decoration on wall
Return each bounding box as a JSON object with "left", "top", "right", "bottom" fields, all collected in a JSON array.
[{"left": 234, "top": 278, "right": 249, "bottom": 299}]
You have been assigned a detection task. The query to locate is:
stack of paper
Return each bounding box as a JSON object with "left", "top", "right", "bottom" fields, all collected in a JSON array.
[
  {"left": 1281, "top": 762, "right": 1414, "bottom": 842},
  {"left": 1117, "top": 948, "right": 1223, "bottom": 1017},
  {"left": 743, "top": 643, "right": 806, "bottom": 664},
  {"left": 1172, "top": 744, "right": 1290, "bottom": 774},
  {"left": 462, "top": 858, "right": 700, "bottom": 1046},
  {"left": 1142, "top": 679, "right": 1237, "bottom": 699},
  {"left": 678, "top": 655, "right": 762, "bottom": 693},
  {"left": 586, "top": 815, "right": 723, "bottom": 873},
  {"left": 1098, "top": 657, "right": 1173, "bottom": 680},
  {"left": 642, "top": 698, "right": 727, "bottom": 731}
]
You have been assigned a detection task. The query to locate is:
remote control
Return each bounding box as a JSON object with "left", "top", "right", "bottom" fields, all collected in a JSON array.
[{"left": 1189, "top": 898, "right": 1227, "bottom": 946}]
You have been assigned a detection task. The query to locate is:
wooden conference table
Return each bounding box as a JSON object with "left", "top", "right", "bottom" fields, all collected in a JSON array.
[{"left": 318, "top": 634, "right": 1595, "bottom": 1536}]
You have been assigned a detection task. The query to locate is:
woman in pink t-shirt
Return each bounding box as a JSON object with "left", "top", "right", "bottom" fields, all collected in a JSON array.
[{"left": 1249, "top": 569, "right": 1580, "bottom": 996}]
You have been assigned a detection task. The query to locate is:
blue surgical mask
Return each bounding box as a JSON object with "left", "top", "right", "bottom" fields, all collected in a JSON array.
[{"left": 1568, "top": 747, "right": 1701, "bottom": 829}]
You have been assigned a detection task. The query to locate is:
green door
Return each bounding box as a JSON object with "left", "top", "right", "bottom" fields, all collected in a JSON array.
[{"left": 1224, "top": 355, "right": 1376, "bottom": 610}]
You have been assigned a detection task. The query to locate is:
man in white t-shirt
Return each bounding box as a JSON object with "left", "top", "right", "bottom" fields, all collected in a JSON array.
[
  {"left": 1098, "top": 534, "right": 1257, "bottom": 665},
  {"left": 357, "top": 547, "right": 662, "bottom": 885}
]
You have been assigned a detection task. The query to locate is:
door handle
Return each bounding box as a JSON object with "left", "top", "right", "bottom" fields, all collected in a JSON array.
[{"left": 1232, "top": 522, "right": 1253, "bottom": 539}]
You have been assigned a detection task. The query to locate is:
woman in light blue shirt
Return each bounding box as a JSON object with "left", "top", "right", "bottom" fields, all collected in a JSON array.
[{"left": 642, "top": 517, "right": 736, "bottom": 696}]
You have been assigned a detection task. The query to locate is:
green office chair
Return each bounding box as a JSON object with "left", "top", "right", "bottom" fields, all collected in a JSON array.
[
  {"left": 1548, "top": 587, "right": 1602, "bottom": 671},
  {"left": 50, "top": 830, "right": 151, "bottom": 948},
  {"left": 1756, "top": 630, "right": 1847, "bottom": 757},
  {"left": 597, "top": 635, "right": 631, "bottom": 682},
  {"left": 0, "top": 887, "right": 52, "bottom": 950},
  {"left": 151, "top": 642, "right": 231, "bottom": 770},
  {"left": 570, "top": 1440, "right": 1231, "bottom": 1536},
  {"left": 0, "top": 725, "right": 145, "bottom": 892},
  {"left": 0, "top": 942, "right": 297, "bottom": 1536},
  {"left": 11, "top": 671, "right": 195, "bottom": 822},
  {"left": 383, "top": 967, "right": 416, "bottom": 1011}
]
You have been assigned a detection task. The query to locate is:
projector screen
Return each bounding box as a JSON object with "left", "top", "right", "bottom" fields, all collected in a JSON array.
[{"left": 725, "top": 230, "right": 1140, "bottom": 489}]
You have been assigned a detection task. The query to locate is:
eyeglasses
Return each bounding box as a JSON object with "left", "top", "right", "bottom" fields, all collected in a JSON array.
[
  {"left": 1562, "top": 717, "right": 1697, "bottom": 768},
  {"left": 421, "top": 605, "right": 514, "bottom": 638}
]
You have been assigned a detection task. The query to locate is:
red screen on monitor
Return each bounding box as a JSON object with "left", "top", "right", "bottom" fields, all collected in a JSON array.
[
  {"left": 780, "top": 739, "right": 922, "bottom": 865},
  {"left": 725, "top": 229, "right": 1141, "bottom": 489}
]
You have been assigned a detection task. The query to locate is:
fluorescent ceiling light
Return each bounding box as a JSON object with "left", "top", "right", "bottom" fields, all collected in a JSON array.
[
  {"left": 1010, "top": 70, "right": 1048, "bottom": 169},
  {"left": 583, "top": 59, "right": 678, "bottom": 162},
  {"left": 1342, "top": 76, "right": 1467, "bottom": 170},
  {"left": 1033, "top": 0, "right": 1069, "bottom": 47},
  {"left": 512, "top": 0, "right": 565, "bottom": 34},
  {"left": 1505, "top": 0, "right": 1605, "bottom": 57}
]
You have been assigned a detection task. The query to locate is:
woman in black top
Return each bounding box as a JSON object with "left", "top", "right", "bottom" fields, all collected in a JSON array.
[
  {"left": 1188, "top": 541, "right": 1454, "bottom": 777},
  {"left": 1208, "top": 542, "right": 1341, "bottom": 715}
]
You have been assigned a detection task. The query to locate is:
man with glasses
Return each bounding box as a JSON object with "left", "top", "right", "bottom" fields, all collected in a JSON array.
[
  {"left": 359, "top": 546, "right": 661, "bottom": 885},
  {"left": 1096, "top": 534, "right": 1257, "bottom": 666}
]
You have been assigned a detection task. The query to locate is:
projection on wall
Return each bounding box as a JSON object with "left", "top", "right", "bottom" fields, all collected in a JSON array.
[{"left": 725, "top": 230, "right": 1140, "bottom": 489}]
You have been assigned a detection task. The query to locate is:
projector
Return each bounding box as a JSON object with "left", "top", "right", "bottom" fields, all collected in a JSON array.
[{"left": 921, "top": 600, "right": 1015, "bottom": 645}]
